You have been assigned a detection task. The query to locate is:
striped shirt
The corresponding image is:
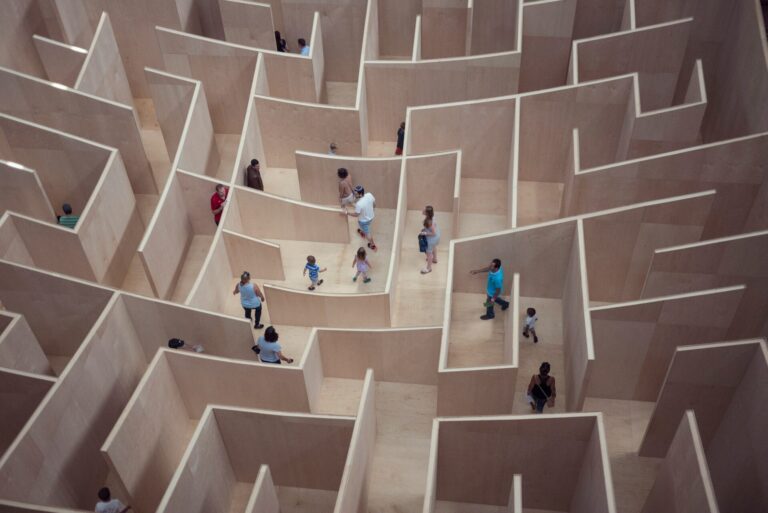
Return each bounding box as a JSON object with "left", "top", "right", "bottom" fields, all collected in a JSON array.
[
  {"left": 305, "top": 262, "right": 320, "bottom": 281},
  {"left": 58, "top": 215, "right": 79, "bottom": 229}
]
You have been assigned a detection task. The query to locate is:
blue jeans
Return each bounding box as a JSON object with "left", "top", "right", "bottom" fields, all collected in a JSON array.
[{"left": 485, "top": 296, "right": 509, "bottom": 318}]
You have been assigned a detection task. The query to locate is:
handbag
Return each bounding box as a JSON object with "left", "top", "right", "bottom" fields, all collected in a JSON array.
[{"left": 418, "top": 233, "right": 428, "bottom": 253}]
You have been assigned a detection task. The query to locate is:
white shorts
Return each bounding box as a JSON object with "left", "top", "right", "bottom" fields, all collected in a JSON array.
[{"left": 341, "top": 193, "right": 355, "bottom": 206}]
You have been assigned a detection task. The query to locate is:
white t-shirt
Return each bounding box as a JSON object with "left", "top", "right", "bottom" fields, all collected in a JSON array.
[
  {"left": 95, "top": 499, "right": 126, "bottom": 513},
  {"left": 525, "top": 314, "right": 538, "bottom": 329},
  {"left": 355, "top": 193, "right": 376, "bottom": 223}
]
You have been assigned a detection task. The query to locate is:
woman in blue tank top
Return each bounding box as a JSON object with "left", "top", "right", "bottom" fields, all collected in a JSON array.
[{"left": 232, "top": 271, "right": 265, "bottom": 329}]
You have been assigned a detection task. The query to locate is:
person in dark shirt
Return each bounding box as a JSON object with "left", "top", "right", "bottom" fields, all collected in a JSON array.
[
  {"left": 395, "top": 121, "right": 405, "bottom": 155},
  {"left": 275, "top": 31, "right": 287, "bottom": 52},
  {"left": 246, "top": 159, "right": 264, "bottom": 190},
  {"left": 527, "top": 362, "right": 556, "bottom": 413}
]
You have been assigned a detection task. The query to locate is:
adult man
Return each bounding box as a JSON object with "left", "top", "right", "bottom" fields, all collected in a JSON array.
[
  {"left": 470, "top": 258, "right": 510, "bottom": 320},
  {"left": 58, "top": 203, "right": 80, "bottom": 229},
  {"left": 298, "top": 38, "right": 310, "bottom": 56},
  {"left": 210, "top": 183, "right": 228, "bottom": 226},
  {"left": 245, "top": 158, "right": 263, "bottom": 190},
  {"left": 345, "top": 185, "right": 377, "bottom": 251}
]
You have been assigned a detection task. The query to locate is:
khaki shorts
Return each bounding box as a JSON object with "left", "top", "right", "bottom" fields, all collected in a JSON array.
[{"left": 341, "top": 193, "right": 355, "bottom": 205}]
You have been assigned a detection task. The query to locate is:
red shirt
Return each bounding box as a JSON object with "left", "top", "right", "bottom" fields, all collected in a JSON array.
[{"left": 210, "top": 188, "right": 228, "bottom": 224}]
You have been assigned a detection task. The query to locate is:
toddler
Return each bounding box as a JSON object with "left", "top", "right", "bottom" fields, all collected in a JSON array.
[
  {"left": 303, "top": 255, "right": 327, "bottom": 290},
  {"left": 352, "top": 247, "right": 372, "bottom": 283},
  {"left": 523, "top": 307, "right": 539, "bottom": 343}
]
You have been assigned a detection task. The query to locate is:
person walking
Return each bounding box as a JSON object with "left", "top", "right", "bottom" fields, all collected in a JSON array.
[
  {"left": 232, "top": 271, "right": 265, "bottom": 329},
  {"left": 338, "top": 167, "right": 354, "bottom": 211},
  {"left": 253, "top": 326, "right": 294, "bottom": 364},
  {"left": 395, "top": 121, "right": 405, "bottom": 155},
  {"left": 419, "top": 205, "right": 440, "bottom": 274},
  {"left": 527, "top": 362, "right": 556, "bottom": 413},
  {"left": 245, "top": 158, "right": 263, "bottom": 190},
  {"left": 345, "top": 185, "right": 377, "bottom": 251},
  {"left": 469, "top": 258, "right": 510, "bottom": 320}
]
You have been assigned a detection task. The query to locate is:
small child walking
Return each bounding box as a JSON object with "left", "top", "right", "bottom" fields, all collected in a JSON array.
[
  {"left": 304, "top": 255, "right": 327, "bottom": 290},
  {"left": 523, "top": 307, "right": 539, "bottom": 343},
  {"left": 352, "top": 247, "right": 372, "bottom": 283}
]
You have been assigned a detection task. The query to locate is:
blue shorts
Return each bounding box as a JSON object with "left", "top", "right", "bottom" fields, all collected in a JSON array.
[{"left": 358, "top": 219, "right": 371, "bottom": 235}]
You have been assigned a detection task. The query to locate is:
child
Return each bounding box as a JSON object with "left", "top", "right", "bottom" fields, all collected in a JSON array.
[
  {"left": 352, "top": 247, "right": 372, "bottom": 283},
  {"left": 338, "top": 168, "right": 354, "bottom": 212},
  {"left": 303, "top": 255, "right": 327, "bottom": 290},
  {"left": 523, "top": 307, "right": 539, "bottom": 343},
  {"left": 95, "top": 487, "right": 131, "bottom": 513}
]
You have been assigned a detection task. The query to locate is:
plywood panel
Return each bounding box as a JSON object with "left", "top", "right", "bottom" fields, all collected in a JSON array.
[
  {"left": 420, "top": 2, "right": 468, "bottom": 59},
  {"left": 223, "top": 230, "right": 285, "bottom": 280},
  {"left": 365, "top": 53, "right": 520, "bottom": 140},
  {"left": 0, "top": 219, "right": 34, "bottom": 266},
  {"left": 570, "top": 417, "right": 615, "bottom": 513},
  {"left": 229, "top": 186, "right": 350, "bottom": 242},
  {"left": 0, "top": 295, "right": 147, "bottom": 509},
  {"left": 32, "top": 35, "right": 87, "bottom": 87},
  {"left": 437, "top": 367, "right": 517, "bottom": 416},
  {"left": 177, "top": 83, "right": 221, "bottom": 176},
  {"left": 0, "top": 68, "right": 155, "bottom": 194},
  {"left": 264, "top": 284, "right": 391, "bottom": 328},
  {"left": 0, "top": 1, "right": 46, "bottom": 77},
  {"left": 145, "top": 68, "right": 197, "bottom": 161},
  {"left": 317, "top": 327, "right": 441, "bottom": 385},
  {"left": 253, "top": 96, "right": 363, "bottom": 168},
  {"left": 377, "top": 0, "right": 420, "bottom": 57},
  {"left": 0, "top": 313, "right": 52, "bottom": 376},
  {"left": 244, "top": 465, "right": 280, "bottom": 513},
  {"left": 261, "top": 51, "right": 320, "bottom": 103},
  {"left": 185, "top": 233, "right": 233, "bottom": 314},
  {"left": 519, "top": 0, "right": 577, "bottom": 92},
  {"left": 295, "top": 153, "right": 402, "bottom": 208},
  {"left": 156, "top": 27, "right": 259, "bottom": 133},
  {"left": 588, "top": 286, "right": 746, "bottom": 402},
  {"left": 641, "top": 410, "right": 719, "bottom": 513},
  {"left": 215, "top": 407, "right": 354, "bottom": 489},
  {"left": 469, "top": 0, "right": 518, "bottom": 54},
  {"left": 219, "top": 0, "right": 275, "bottom": 49},
  {"left": 405, "top": 153, "right": 459, "bottom": 212},
  {"left": 409, "top": 97, "right": 516, "bottom": 181},
  {"left": 639, "top": 340, "right": 759, "bottom": 457},
  {"left": 0, "top": 368, "right": 55, "bottom": 454},
  {"left": 0, "top": 165, "right": 55, "bottom": 222},
  {"left": 75, "top": 13, "right": 134, "bottom": 107}
]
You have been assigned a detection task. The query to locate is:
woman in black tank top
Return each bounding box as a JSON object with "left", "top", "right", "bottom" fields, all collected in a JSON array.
[{"left": 527, "top": 362, "right": 556, "bottom": 413}]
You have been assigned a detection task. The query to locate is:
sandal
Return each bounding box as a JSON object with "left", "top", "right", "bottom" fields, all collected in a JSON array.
[
  {"left": 368, "top": 242, "right": 377, "bottom": 251},
  {"left": 420, "top": 268, "right": 432, "bottom": 274},
  {"left": 317, "top": 279, "right": 324, "bottom": 286},
  {"left": 363, "top": 277, "right": 371, "bottom": 283},
  {"left": 308, "top": 286, "right": 315, "bottom": 291}
]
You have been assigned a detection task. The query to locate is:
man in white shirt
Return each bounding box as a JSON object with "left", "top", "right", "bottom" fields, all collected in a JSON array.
[
  {"left": 95, "top": 487, "right": 131, "bottom": 513},
  {"left": 299, "top": 38, "right": 310, "bottom": 56},
  {"left": 345, "top": 185, "right": 377, "bottom": 251}
]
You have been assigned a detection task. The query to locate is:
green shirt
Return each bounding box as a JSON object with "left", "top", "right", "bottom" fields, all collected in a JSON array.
[{"left": 58, "top": 215, "right": 79, "bottom": 229}]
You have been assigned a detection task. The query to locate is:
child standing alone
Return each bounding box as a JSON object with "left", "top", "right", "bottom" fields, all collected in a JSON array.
[
  {"left": 304, "top": 255, "right": 327, "bottom": 290},
  {"left": 352, "top": 247, "right": 372, "bottom": 283},
  {"left": 523, "top": 307, "right": 539, "bottom": 343}
]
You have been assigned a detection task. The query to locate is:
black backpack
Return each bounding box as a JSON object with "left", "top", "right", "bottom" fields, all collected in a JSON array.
[{"left": 168, "top": 338, "right": 185, "bottom": 349}]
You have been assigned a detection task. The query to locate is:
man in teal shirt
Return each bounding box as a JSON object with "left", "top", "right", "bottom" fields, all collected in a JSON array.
[{"left": 470, "top": 258, "right": 510, "bottom": 320}]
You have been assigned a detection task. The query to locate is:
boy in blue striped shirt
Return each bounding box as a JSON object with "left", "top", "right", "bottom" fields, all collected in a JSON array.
[{"left": 303, "top": 255, "right": 327, "bottom": 290}]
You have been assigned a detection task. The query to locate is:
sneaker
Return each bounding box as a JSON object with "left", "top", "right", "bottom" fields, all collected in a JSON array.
[
  {"left": 534, "top": 336, "right": 539, "bottom": 343},
  {"left": 523, "top": 331, "right": 529, "bottom": 338},
  {"left": 308, "top": 286, "right": 315, "bottom": 290},
  {"left": 501, "top": 302, "right": 509, "bottom": 311},
  {"left": 317, "top": 279, "right": 324, "bottom": 286},
  {"left": 353, "top": 276, "right": 357, "bottom": 282},
  {"left": 420, "top": 268, "right": 431, "bottom": 274},
  {"left": 363, "top": 277, "right": 371, "bottom": 283},
  {"left": 254, "top": 324, "right": 264, "bottom": 329},
  {"left": 480, "top": 314, "right": 495, "bottom": 320},
  {"left": 194, "top": 345, "right": 204, "bottom": 353}
]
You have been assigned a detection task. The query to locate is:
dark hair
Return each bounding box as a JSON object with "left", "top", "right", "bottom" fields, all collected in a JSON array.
[
  {"left": 400, "top": 121, "right": 405, "bottom": 128},
  {"left": 357, "top": 247, "right": 366, "bottom": 259},
  {"left": 98, "top": 487, "right": 111, "bottom": 501},
  {"left": 307, "top": 255, "right": 316, "bottom": 264},
  {"left": 423, "top": 217, "right": 432, "bottom": 228},
  {"left": 527, "top": 307, "right": 536, "bottom": 317},
  {"left": 62, "top": 203, "right": 73, "bottom": 215},
  {"left": 240, "top": 271, "right": 250, "bottom": 282},
  {"left": 274, "top": 31, "right": 281, "bottom": 44},
  {"left": 215, "top": 183, "right": 226, "bottom": 192},
  {"left": 298, "top": 38, "right": 307, "bottom": 46},
  {"left": 539, "top": 362, "right": 551, "bottom": 375},
  {"left": 337, "top": 167, "right": 348, "bottom": 179},
  {"left": 492, "top": 258, "right": 502, "bottom": 270},
  {"left": 424, "top": 205, "right": 434, "bottom": 220},
  {"left": 250, "top": 159, "right": 259, "bottom": 166},
  {"left": 264, "top": 326, "right": 279, "bottom": 342},
  {"left": 353, "top": 185, "right": 365, "bottom": 196}
]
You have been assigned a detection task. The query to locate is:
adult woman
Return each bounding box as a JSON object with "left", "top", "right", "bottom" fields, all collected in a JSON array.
[
  {"left": 254, "top": 326, "right": 294, "bottom": 364},
  {"left": 232, "top": 271, "right": 265, "bottom": 329},
  {"left": 420, "top": 205, "right": 440, "bottom": 274},
  {"left": 527, "top": 362, "right": 556, "bottom": 413}
]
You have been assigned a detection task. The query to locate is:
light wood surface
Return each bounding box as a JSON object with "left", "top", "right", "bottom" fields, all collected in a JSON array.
[{"left": 31, "top": 35, "right": 86, "bottom": 87}]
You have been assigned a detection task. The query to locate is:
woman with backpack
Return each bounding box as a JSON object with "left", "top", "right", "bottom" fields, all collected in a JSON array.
[{"left": 527, "top": 362, "right": 556, "bottom": 413}]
